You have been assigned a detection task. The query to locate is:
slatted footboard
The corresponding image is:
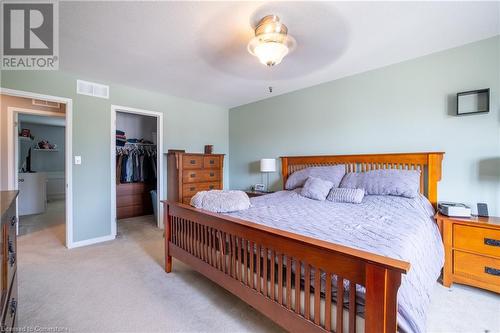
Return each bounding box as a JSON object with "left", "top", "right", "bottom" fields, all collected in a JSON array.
[{"left": 163, "top": 202, "right": 410, "bottom": 333}]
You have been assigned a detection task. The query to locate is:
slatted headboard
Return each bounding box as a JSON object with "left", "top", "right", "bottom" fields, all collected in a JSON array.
[{"left": 281, "top": 152, "right": 444, "bottom": 207}]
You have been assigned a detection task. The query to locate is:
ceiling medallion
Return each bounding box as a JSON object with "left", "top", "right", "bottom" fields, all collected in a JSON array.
[{"left": 247, "top": 15, "right": 296, "bottom": 67}]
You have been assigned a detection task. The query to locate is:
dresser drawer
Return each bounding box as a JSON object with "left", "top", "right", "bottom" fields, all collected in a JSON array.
[
  {"left": 182, "top": 155, "right": 203, "bottom": 169},
  {"left": 2, "top": 273, "right": 17, "bottom": 330},
  {"left": 182, "top": 170, "right": 220, "bottom": 183},
  {"left": 454, "top": 251, "right": 500, "bottom": 285},
  {"left": 203, "top": 156, "right": 220, "bottom": 169},
  {"left": 182, "top": 197, "right": 193, "bottom": 205},
  {"left": 6, "top": 229, "right": 16, "bottom": 286},
  {"left": 182, "top": 182, "right": 219, "bottom": 197},
  {"left": 454, "top": 224, "right": 500, "bottom": 257}
]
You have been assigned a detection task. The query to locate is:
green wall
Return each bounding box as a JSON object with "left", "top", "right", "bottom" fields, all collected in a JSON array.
[
  {"left": 1, "top": 70, "right": 228, "bottom": 243},
  {"left": 229, "top": 36, "right": 500, "bottom": 215}
]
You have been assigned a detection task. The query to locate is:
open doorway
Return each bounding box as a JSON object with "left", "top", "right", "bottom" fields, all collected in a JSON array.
[
  {"left": 110, "top": 105, "right": 164, "bottom": 238},
  {"left": 17, "top": 114, "right": 66, "bottom": 237},
  {"left": 2, "top": 89, "right": 73, "bottom": 248}
]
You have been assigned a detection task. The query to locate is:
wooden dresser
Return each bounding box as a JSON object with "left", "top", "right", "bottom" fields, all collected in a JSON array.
[
  {"left": 436, "top": 213, "right": 500, "bottom": 293},
  {"left": 167, "top": 152, "right": 224, "bottom": 204},
  {"left": 0, "top": 191, "right": 18, "bottom": 331}
]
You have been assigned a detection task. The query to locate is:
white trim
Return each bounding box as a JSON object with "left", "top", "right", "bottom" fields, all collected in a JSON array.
[
  {"left": 110, "top": 105, "right": 164, "bottom": 234},
  {"left": 70, "top": 234, "right": 115, "bottom": 248},
  {"left": 1, "top": 87, "right": 74, "bottom": 249}
]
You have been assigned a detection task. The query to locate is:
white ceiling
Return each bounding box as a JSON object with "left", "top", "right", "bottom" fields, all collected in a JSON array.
[{"left": 60, "top": 1, "right": 500, "bottom": 108}]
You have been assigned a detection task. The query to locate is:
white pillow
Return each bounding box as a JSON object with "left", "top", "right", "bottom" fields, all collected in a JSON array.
[
  {"left": 300, "top": 176, "right": 334, "bottom": 201},
  {"left": 327, "top": 188, "right": 365, "bottom": 204},
  {"left": 190, "top": 190, "right": 250, "bottom": 212},
  {"left": 285, "top": 165, "right": 345, "bottom": 190}
]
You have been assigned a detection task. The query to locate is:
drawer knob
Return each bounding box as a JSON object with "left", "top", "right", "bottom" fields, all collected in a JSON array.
[
  {"left": 209, "top": 185, "right": 214, "bottom": 189},
  {"left": 210, "top": 172, "right": 214, "bottom": 177},
  {"left": 10, "top": 216, "right": 16, "bottom": 226},
  {"left": 484, "top": 267, "right": 500, "bottom": 276},
  {"left": 209, "top": 160, "right": 215, "bottom": 164},
  {"left": 190, "top": 173, "right": 196, "bottom": 178},
  {"left": 484, "top": 238, "right": 500, "bottom": 247},
  {"left": 190, "top": 160, "right": 196, "bottom": 164},
  {"left": 190, "top": 187, "right": 195, "bottom": 191},
  {"left": 9, "top": 252, "right": 15, "bottom": 267},
  {"left": 9, "top": 298, "right": 16, "bottom": 317}
]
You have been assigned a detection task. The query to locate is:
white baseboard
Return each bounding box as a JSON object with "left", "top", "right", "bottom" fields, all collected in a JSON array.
[{"left": 68, "top": 234, "right": 115, "bottom": 249}]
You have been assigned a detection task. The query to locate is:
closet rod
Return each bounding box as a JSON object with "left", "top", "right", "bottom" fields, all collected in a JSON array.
[{"left": 123, "top": 142, "right": 156, "bottom": 146}]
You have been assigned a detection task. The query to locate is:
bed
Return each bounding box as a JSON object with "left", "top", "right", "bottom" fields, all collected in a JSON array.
[{"left": 162, "top": 152, "right": 445, "bottom": 333}]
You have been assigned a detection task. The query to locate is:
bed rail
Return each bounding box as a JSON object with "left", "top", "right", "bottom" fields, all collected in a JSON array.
[{"left": 163, "top": 201, "right": 410, "bottom": 333}]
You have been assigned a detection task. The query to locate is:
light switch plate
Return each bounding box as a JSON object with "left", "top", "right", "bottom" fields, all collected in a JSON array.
[{"left": 74, "top": 156, "right": 82, "bottom": 165}]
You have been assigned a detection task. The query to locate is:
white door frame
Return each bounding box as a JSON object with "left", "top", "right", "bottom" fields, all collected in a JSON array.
[
  {"left": 1, "top": 87, "right": 74, "bottom": 248},
  {"left": 111, "top": 105, "right": 164, "bottom": 235}
]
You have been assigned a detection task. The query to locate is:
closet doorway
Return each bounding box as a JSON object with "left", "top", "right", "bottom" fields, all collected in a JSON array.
[{"left": 110, "top": 106, "right": 164, "bottom": 237}]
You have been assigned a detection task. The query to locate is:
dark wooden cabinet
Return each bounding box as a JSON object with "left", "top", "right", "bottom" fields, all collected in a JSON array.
[
  {"left": 116, "top": 182, "right": 155, "bottom": 219},
  {"left": 167, "top": 152, "right": 224, "bottom": 204},
  {"left": 0, "top": 191, "right": 18, "bottom": 332}
]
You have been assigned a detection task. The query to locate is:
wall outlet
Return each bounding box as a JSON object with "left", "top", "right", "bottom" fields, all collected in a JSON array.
[{"left": 74, "top": 156, "right": 82, "bottom": 165}]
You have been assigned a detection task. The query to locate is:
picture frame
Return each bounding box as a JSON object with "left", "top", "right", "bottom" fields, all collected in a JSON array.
[{"left": 456, "top": 88, "right": 489, "bottom": 116}]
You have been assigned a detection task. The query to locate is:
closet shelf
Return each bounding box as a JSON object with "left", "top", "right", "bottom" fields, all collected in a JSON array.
[{"left": 33, "top": 148, "right": 59, "bottom": 152}]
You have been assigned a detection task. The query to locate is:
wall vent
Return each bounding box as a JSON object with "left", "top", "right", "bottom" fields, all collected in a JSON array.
[
  {"left": 32, "top": 99, "right": 60, "bottom": 109},
  {"left": 76, "top": 80, "right": 109, "bottom": 99}
]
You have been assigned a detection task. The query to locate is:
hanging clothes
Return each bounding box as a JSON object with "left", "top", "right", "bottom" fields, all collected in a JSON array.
[
  {"left": 116, "top": 154, "right": 123, "bottom": 185},
  {"left": 116, "top": 144, "right": 157, "bottom": 184}
]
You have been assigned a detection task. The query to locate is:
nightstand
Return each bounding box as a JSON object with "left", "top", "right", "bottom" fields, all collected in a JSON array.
[
  {"left": 245, "top": 191, "right": 273, "bottom": 198},
  {"left": 435, "top": 213, "right": 500, "bottom": 293}
]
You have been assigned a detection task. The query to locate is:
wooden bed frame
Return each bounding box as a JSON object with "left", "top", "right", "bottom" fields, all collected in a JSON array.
[{"left": 162, "top": 152, "right": 444, "bottom": 333}]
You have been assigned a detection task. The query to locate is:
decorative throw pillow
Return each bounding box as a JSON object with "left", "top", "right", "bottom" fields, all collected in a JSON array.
[
  {"left": 327, "top": 188, "right": 365, "bottom": 204},
  {"left": 300, "top": 176, "right": 334, "bottom": 201},
  {"left": 190, "top": 190, "right": 250, "bottom": 212},
  {"left": 339, "top": 169, "right": 421, "bottom": 198},
  {"left": 285, "top": 165, "right": 345, "bottom": 190}
]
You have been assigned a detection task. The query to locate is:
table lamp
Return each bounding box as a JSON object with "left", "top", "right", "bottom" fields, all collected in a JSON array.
[{"left": 260, "top": 158, "right": 276, "bottom": 192}]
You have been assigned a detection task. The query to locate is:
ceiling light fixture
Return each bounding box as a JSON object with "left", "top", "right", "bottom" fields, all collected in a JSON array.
[{"left": 247, "top": 15, "right": 296, "bottom": 67}]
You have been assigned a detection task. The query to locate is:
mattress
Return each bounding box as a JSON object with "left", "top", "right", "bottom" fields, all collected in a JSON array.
[{"left": 227, "top": 190, "right": 444, "bottom": 333}]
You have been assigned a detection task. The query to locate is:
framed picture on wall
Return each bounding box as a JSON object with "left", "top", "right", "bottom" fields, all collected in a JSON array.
[{"left": 456, "top": 88, "right": 489, "bottom": 116}]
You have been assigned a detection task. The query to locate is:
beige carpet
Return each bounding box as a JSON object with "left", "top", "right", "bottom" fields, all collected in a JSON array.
[
  {"left": 18, "top": 215, "right": 499, "bottom": 333},
  {"left": 19, "top": 199, "right": 65, "bottom": 236}
]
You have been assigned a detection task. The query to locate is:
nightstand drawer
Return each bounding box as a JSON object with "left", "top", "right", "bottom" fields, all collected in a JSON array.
[
  {"left": 454, "top": 224, "right": 500, "bottom": 257},
  {"left": 454, "top": 251, "right": 500, "bottom": 285}
]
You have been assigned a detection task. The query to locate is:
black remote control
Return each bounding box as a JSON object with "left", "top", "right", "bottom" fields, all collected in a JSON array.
[{"left": 477, "top": 203, "right": 489, "bottom": 217}]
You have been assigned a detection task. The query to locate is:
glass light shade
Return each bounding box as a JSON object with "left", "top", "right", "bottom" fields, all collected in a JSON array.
[
  {"left": 260, "top": 158, "right": 276, "bottom": 172},
  {"left": 248, "top": 33, "right": 296, "bottom": 66},
  {"left": 254, "top": 42, "right": 288, "bottom": 66}
]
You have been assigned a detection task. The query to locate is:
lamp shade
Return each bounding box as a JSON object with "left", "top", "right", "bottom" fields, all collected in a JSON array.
[{"left": 260, "top": 158, "right": 276, "bottom": 172}]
